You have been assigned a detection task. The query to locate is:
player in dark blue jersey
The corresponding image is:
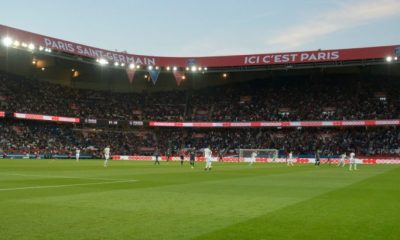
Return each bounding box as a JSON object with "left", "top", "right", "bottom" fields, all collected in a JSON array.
[
  {"left": 315, "top": 149, "right": 321, "bottom": 166},
  {"left": 189, "top": 148, "right": 196, "bottom": 168},
  {"left": 166, "top": 148, "right": 171, "bottom": 163},
  {"left": 154, "top": 147, "right": 160, "bottom": 165},
  {"left": 179, "top": 149, "right": 185, "bottom": 166}
]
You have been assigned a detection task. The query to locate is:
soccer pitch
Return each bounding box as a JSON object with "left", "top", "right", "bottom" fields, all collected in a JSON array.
[{"left": 0, "top": 160, "right": 399, "bottom": 240}]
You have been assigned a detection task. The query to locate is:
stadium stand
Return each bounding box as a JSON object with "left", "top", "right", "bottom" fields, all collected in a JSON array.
[
  {"left": 1, "top": 64, "right": 400, "bottom": 158},
  {"left": 1, "top": 118, "right": 399, "bottom": 158},
  {"left": 1, "top": 72, "right": 399, "bottom": 122}
]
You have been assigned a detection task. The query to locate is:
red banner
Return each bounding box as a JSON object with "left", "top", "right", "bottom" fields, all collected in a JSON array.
[
  {"left": 126, "top": 68, "right": 136, "bottom": 84},
  {"left": 172, "top": 70, "right": 185, "bottom": 86},
  {"left": 1, "top": 24, "right": 398, "bottom": 68},
  {"left": 13, "top": 112, "right": 80, "bottom": 123},
  {"left": 149, "top": 119, "right": 400, "bottom": 128},
  {"left": 0, "top": 111, "right": 5, "bottom": 117}
]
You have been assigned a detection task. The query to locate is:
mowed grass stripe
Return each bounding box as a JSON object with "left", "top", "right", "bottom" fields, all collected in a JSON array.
[
  {"left": 0, "top": 160, "right": 397, "bottom": 240},
  {"left": 0, "top": 160, "right": 323, "bottom": 193},
  {"left": 0, "top": 179, "right": 137, "bottom": 191},
  {"left": 194, "top": 166, "right": 400, "bottom": 240}
]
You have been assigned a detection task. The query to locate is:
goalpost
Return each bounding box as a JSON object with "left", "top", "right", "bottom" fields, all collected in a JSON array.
[{"left": 238, "top": 149, "right": 279, "bottom": 163}]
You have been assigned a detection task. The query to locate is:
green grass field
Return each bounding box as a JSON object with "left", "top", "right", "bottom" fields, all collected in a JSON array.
[{"left": 0, "top": 160, "right": 399, "bottom": 240}]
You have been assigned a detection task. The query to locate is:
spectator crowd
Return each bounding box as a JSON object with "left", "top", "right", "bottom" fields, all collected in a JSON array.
[
  {"left": 1, "top": 72, "right": 399, "bottom": 122},
  {"left": 0, "top": 72, "right": 399, "bottom": 157},
  {"left": 1, "top": 119, "right": 399, "bottom": 157}
]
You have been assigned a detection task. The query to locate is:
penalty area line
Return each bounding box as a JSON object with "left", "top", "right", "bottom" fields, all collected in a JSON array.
[{"left": 0, "top": 179, "right": 137, "bottom": 192}]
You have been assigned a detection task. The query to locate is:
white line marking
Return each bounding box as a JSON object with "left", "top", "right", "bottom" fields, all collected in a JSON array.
[
  {"left": 1, "top": 173, "right": 130, "bottom": 181},
  {"left": 0, "top": 180, "right": 137, "bottom": 191}
]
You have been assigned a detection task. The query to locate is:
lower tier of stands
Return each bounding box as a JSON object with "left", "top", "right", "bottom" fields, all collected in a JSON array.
[{"left": 1, "top": 119, "right": 399, "bottom": 159}]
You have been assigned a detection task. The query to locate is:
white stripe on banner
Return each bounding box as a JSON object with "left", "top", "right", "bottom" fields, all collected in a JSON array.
[
  {"left": 14, "top": 113, "right": 25, "bottom": 118},
  {"left": 322, "top": 121, "right": 333, "bottom": 126},
  {"left": 376, "top": 120, "right": 400, "bottom": 125},
  {"left": 342, "top": 121, "right": 365, "bottom": 126},
  {"left": 260, "top": 122, "right": 281, "bottom": 127},
  {"left": 290, "top": 122, "right": 301, "bottom": 127}
]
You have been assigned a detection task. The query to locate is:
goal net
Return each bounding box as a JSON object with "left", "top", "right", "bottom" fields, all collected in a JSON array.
[{"left": 238, "top": 149, "right": 279, "bottom": 162}]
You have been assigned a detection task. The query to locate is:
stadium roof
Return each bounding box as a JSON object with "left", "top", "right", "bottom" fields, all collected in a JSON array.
[
  {"left": 1, "top": 24, "right": 399, "bottom": 70},
  {"left": 1, "top": 24, "right": 399, "bottom": 93}
]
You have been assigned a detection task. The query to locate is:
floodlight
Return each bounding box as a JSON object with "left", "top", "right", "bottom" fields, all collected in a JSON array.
[
  {"left": 2, "top": 37, "right": 12, "bottom": 47},
  {"left": 98, "top": 58, "right": 109, "bottom": 65},
  {"left": 28, "top": 43, "right": 35, "bottom": 50}
]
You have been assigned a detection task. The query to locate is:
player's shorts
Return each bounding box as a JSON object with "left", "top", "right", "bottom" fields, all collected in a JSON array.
[
  {"left": 105, "top": 154, "right": 110, "bottom": 160},
  {"left": 205, "top": 159, "right": 212, "bottom": 166}
]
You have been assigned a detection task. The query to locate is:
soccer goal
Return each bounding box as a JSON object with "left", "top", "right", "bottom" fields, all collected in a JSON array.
[{"left": 238, "top": 149, "right": 279, "bottom": 162}]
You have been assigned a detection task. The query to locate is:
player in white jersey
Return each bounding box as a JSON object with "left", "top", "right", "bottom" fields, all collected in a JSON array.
[
  {"left": 204, "top": 146, "right": 212, "bottom": 171},
  {"left": 287, "top": 151, "right": 294, "bottom": 166},
  {"left": 338, "top": 153, "right": 346, "bottom": 167},
  {"left": 349, "top": 152, "right": 357, "bottom": 171},
  {"left": 75, "top": 148, "right": 80, "bottom": 162},
  {"left": 104, "top": 146, "right": 110, "bottom": 168},
  {"left": 250, "top": 151, "right": 257, "bottom": 165}
]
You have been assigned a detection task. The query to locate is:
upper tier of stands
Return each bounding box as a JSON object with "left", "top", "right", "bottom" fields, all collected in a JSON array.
[{"left": 1, "top": 72, "right": 399, "bottom": 122}]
